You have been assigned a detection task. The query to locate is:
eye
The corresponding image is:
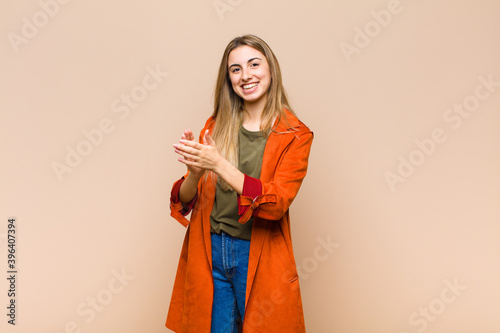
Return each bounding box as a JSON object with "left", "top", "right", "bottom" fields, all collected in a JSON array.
[
  {"left": 231, "top": 67, "right": 240, "bottom": 73},
  {"left": 251, "top": 62, "right": 260, "bottom": 68}
]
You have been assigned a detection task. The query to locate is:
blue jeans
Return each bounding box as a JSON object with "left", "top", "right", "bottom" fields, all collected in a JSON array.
[{"left": 211, "top": 231, "right": 250, "bottom": 333}]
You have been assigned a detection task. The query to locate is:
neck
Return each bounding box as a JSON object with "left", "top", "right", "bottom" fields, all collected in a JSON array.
[{"left": 243, "top": 98, "right": 266, "bottom": 126}]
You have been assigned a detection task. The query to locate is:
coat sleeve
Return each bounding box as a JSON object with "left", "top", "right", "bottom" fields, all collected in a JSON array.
[{"left": 237, "top": 129, "right": 314, "bottom": 223}]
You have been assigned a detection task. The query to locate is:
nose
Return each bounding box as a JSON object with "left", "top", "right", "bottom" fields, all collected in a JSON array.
[{"left": 241, "top": 68, "right": 252, "bottom": 81}]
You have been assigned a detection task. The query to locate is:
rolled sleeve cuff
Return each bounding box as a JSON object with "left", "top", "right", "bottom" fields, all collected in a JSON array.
[
  {"left": 171, "top": 177, "right": 198, "bottom": 216},
  {"left": 237, "top": 174, "right": 262, "bottom": 222}
]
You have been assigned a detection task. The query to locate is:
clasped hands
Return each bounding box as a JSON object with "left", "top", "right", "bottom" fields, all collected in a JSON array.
[{"left": 173, "top": 129, "right": 222, "bottom": 177}]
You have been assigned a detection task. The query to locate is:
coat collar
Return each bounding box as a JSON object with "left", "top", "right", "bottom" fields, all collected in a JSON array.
[{"left": 272, "top": 109, "right": 302, "bottom": 133}]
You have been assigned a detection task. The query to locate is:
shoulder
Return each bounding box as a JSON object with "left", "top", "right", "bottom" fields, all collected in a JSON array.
[{"left": 275, "top": 109, "right": 313, "bottom": 138}]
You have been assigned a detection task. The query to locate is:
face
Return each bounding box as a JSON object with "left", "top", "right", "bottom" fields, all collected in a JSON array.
[{"left": 227, "top": 45, "right": 271, "bottom": 106}]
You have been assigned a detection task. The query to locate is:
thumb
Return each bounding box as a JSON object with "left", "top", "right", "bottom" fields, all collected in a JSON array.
[
  {"left": 202, "top": 129, "right": 208, "bottom": 145},
  {"left": 204, "top": 129, "right": 215, "bottom": 146}
]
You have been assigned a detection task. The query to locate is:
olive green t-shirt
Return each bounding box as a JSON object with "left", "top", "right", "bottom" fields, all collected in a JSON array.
[{"left": 210, "top": 125, "right": 267, "bottom": 240}]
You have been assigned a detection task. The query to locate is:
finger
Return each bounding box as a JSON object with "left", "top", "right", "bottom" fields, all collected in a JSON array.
[
  {"left": 177, "top": 157, "right": 201, "bottom": 168},
  {"left": 183, "top": 129, "right": 194, "bottom": 141},
  {"left": 174, "top": 143, "right": 199, "bottom": 156},
  {"left": 204, "top": 130, "right": 215, "bottom": 146},
  {"left": 179, "top": 139, "right": 202, "bottom": 150},
  {"left": 202, "top": 129, "right": 208, "bottom": 145},
  {"left": 174, "top": 147, "right": 198, "bottom": 161},
  {"left": 175, "top": 153, "right": 199, "bottom": 166}
]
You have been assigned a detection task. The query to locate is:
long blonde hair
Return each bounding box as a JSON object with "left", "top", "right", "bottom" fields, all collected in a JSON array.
[{"left": 209, "top": 35, "right": 295, "bottom": 190}]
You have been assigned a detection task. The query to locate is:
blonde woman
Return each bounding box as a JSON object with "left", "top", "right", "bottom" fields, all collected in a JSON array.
[{"left": 166, "top": 34, "right": 313, "bottom": 332}]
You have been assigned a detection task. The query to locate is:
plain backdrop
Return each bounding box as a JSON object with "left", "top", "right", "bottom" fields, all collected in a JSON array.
[{"left": 1, "top": 0, "right": 499, "bottom": 332}]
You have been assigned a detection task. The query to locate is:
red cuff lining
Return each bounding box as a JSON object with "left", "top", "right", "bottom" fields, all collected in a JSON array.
[{"left": 238, "top": 175, "right": 262, "bottom": 216}]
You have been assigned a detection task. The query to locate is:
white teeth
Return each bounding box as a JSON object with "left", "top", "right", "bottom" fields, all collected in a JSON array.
[{"left": 243, "top": 83, "right": 258, "bottom": 89}]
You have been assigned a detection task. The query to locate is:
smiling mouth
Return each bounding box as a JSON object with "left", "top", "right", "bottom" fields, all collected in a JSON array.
[{"left": 242, "top": 82, "right": 259, "bottom": 91}]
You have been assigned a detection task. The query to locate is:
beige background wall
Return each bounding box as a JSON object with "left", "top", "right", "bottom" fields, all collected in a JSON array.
[{"left": 1, "top": 0, "right": 499, "bottom": 332}]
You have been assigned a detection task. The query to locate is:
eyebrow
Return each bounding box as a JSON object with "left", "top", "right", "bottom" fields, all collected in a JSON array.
[{"left": 229, "top": 57, "right": 262, "bottom": 69}]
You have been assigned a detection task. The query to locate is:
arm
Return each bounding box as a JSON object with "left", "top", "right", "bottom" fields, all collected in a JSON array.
[
  {"left": 237, "top": 130, "right": 314, "bottom": 223},
  {"left": 213, "top": 156, "right": 244, "bottom": 195},
  {"left": 169, "top": 127, "right": 206, "bottom": 227},
  {"left": 176, "top": 128, "right": 205, "bottom": 204},
  {"left": 178, "top": 171, "right": 203, "bottom": 203}
]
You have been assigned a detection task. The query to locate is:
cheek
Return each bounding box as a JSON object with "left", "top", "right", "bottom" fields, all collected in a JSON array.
[
  {"left": 229, "top": 75, "right": 240, "bottom": 88},
  {"left": 262, "top": 70, "right": 271, "bottom": 86},
  {"left": 261, "top": 67, "right": 271, "bottom": 82}
]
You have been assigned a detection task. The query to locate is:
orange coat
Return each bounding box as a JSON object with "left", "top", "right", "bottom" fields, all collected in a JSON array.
[{"left": 165, "top": 109, "right": 314, "bottom": 332}]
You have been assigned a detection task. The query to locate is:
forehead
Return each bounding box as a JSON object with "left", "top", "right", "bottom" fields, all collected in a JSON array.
[{"left": 228, "top": 45, "right": 266, "bottom": 65}]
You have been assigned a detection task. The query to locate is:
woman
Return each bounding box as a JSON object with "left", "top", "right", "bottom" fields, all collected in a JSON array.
[{"left": 166, "top": 34, "right": 313, "bottom": 332}]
